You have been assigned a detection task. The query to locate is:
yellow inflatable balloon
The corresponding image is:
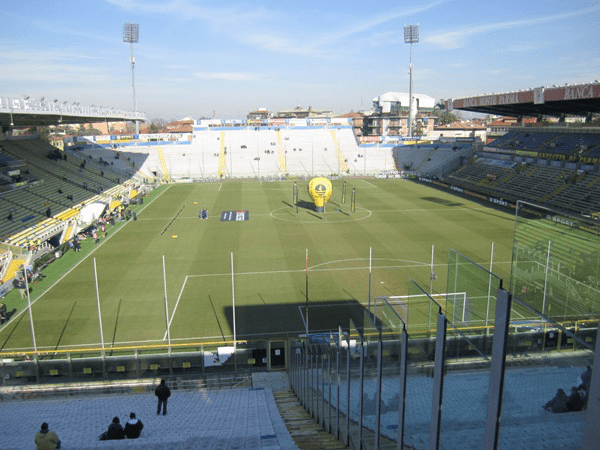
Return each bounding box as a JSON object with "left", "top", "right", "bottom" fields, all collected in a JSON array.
[{"left": 308, "top": 177, "right": 333, "bottom": 212}]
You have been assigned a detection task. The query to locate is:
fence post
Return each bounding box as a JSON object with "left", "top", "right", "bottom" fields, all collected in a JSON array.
[
  {"left": 429, "top": 309, "right": 447, "bottom": 450},
  {"left": 484, "top": 288, "right": 512, "bottom": 449}
]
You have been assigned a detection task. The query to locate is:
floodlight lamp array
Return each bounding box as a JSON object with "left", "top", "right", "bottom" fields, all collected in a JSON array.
[
  {"left": 123, "top": 23, "right": 139, "bottom": 43},
  {"left": 404, "top": 24, "right": 419, "bottom": 44}
]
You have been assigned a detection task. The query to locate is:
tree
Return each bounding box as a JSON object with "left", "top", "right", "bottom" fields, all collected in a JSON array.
[
  {"left": 37, "top": 126, "right": 50, "bottom": 142},
  {"left": 148, "top": 122, "right": 161, "bottom": 133},
  {"left": 432, "top": 101, "right": 459, "bottom": 126},
  {"left": 414, "top": 121, "right": 424, "bottom": 137}
]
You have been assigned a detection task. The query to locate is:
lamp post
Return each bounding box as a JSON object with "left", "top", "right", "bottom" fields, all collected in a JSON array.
[
  {"left": 123, "top": 23, "right": 139, "bottom": 135},
  {"left": 404, "top": 24, "right": 419, "bottom": 138}
]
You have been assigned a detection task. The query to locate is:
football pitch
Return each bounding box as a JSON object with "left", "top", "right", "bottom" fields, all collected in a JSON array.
[{"left": 0, "top": 178, "right": 517, "bottom": 353}]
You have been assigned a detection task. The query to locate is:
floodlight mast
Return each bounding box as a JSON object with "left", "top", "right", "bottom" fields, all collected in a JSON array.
[
  {"left": 123, "top": 23, "right": 140, "bottom": 135},
  {"left": 404, "top": 24, "right": 419, "bottom": 138}
]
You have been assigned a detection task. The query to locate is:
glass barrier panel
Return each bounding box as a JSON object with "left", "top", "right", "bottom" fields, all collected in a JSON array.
[
  {"left": 314, "top": 342, "right": 324, "bottom": 426},
  {"left": 402, "top": 280, "right": 436, "bottom": 449},
  {"left": 498, "top": 307, "right": 594, "bottom": 448},
  {"left": 440, "top": 250, "right": 503, "bottom": 448},
  {"left": 347, "top": 318, "right": 363, "bottom": 449},
  {"left": 321, "top": 340, "right": 333, "bottom": 433},
  {"left": 498, "top": 201, "right": 599, "bottom": 447},
  {"left": 330, "top": 333, "right": 341, "bottom": 439},
  {"left": 376, "top": 299, "right": 406, "bottom": 449},
  {"left": 446, "top": 249, "right": 500, "bottom": 333},
  {"left": 361, "top": 308, "right": 381, "bottom": 449},
  {"left": 512, "top": 202, "right": 600, "bottom": 324},
  {"left": 339, "top": 331, "right": 350, "bottom": 445}
]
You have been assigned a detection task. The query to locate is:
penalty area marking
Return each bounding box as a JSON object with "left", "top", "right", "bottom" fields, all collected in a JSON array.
[{"left": 160, "top": 256, "right": 514, "bottom": 342}]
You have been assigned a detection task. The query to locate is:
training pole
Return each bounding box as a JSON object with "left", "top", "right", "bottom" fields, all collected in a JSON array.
[
  {"left": 231, "top": 252, "right": 237, "bottom": 349},
  {"left": 342, "top": 180, "right": 347, "bottom": 204},
  {"left": 93, "top": 258, "right": 105, "bottom": 352},
  {"left": 23, "top": 266, "right": 37, "bottom": 353},
  {"left": 486, "top": 242, "right": 495, "bottom": 333},
  {"left": 162, "top": 255, "right": 171, "bottom": 353},
  {"left": 351, "top": 188, "right": 356, "bottom": 213},
  {"left": 293, "top": 182, "right": 297, "bottom": 206},
  {"left": 542, "top": 240, "right": 553, "bottom": 316},
  {"left": 305, "top": 249, "right": 309, "bottom": 337},
  {"left": 368, "top": 247, "right": 373, "bottom": 315},
  {"left": 429, "top": 245, "right": 435, "bottom": 295}
]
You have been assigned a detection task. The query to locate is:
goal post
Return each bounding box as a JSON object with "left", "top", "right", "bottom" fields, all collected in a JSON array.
[{"left": 374, "top": 292, "right": 470, "bottom": 332}]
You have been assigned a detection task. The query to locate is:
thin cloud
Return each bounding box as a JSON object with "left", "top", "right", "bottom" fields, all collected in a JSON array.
[
  {"left": 319, "top": 0, "right": 448, "bottom": 43},
  {"left": 106, "top": 0, "right": 448, "bottom": 59},
  {"left": 426, "top": 5, "right": 600, "bottom": 49},
  {"left": 104, "top": 0, "right": 275, "bottom": 26},
  {"left": 31, "top": 19, "right": 118, "bottom": 44},
  {"left": 195, "top": 72, "right": 261, "bottom": 81},
  {"left": 241, "top": 0, "right": 448, "bottom": 58}
]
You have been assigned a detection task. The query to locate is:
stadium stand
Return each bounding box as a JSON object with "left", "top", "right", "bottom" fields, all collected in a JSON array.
[
  {"left": 0, "top": 138, "right": 141, "bottom": 250},
  {"left": 441, "top": 129, "right": 600, "bottom": 216},
  {"left": 394, "top": 143, "right": 472, "bottom": 177},
  {"left": 0, "top": 381, "right": 298, "bottom": 449}
]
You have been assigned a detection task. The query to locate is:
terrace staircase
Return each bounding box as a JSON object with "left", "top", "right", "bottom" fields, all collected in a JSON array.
[
  {"left": 157, "top": 146, "right": 170, "bottom": 182},
  {"left": 4, "top": 258, "right": 25, "bottom": 281},
  {"left": 273, "top": 389, "right": 347, "bottom": 450},
  {"left": 587, "top": 174, "right": 600, "bottom": 188},
  {"left": 277, "top": 131, "right": 287, "bottom": 175},
  {"left": 331, "top": 131, "right": 349, "bottom": 174},
  {"left": 59, "top": 222, "right": 76, "bottom": 244},
  {"left": 218, "top": 131, "right": 227, "bottom": 178},
  {"left": 273, "top": 389, "right": 411, "bottom": 449},
  {"left": 541, "top": 183, "right": 568, "bottom": 203}
]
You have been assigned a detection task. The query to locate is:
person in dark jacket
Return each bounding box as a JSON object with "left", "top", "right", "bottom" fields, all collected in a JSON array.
[
  {"left": 100, "top": 417, "right": 124, "bottom": 440},
  {"left": 124, "top": 412, "right": 144, "bottom": 439},
  {"left": 155, "top": 379, "right": 171, "bottom": 415},
  {"left": 543, "top": 388, "right": 569, "bottom": 413},
  {"left": 566, "top": 386, "right": 585, "bottom": 412}
]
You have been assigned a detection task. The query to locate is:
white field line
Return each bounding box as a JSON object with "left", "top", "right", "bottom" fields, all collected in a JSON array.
[
  {"left": 361, "top": 178, "right": 377, "bottom": 188},
  {"left": 165, "top": 259, "right": 513, "bottom": 337},
  {"left": 183, "top": 260, "right": 512, "bottom": 279},
  {"left": 137, "top": 205, "right": 498, "bottom": 221},
  {"left": 163, "top": 275, "right": 189, "bottom": 341}
]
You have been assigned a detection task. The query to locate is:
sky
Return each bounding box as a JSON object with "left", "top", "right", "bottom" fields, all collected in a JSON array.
[{"left": 1, "top": 0, "right": 599, "bottom": 121}]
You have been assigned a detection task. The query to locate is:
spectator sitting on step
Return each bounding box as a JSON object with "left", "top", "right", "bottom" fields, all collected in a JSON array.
[
  {"left": 577, "top": 365, "right": 592, "bottom": 392},
  {"left": 0, "top": 302, "right": 7, "bottom": 323},
  {"left": 99, "top": 417, "right": 124, "bottom": 440},
  {"left": 35, "top": 421, "right": 61, "bottom": 449},
  {"left": 543, "top": 366, "right": 592, "bottom": 413},
  {"left": 566, "top": 386, "right": 586, "bottom": 412},
  {"left": 543, "top": 388, "right": 568, "bottom": 413},
  {"left": 124, "top": 412, "right": 144, "bottom": 439}
]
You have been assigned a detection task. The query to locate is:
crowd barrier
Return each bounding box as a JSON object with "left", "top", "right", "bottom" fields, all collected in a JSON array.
[{"left": 0, "top": 338, "right": 288, "bottom": 385}]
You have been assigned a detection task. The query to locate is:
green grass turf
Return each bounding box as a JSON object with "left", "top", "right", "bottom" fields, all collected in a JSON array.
[{"left": 0, "top": 178, "right": 517, "bottom": 352}]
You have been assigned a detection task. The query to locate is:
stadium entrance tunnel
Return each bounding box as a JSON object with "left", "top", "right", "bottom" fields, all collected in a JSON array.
[{"left": 224, "top": 299, "right": 368, "bottom": 338}]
